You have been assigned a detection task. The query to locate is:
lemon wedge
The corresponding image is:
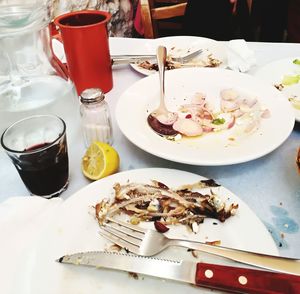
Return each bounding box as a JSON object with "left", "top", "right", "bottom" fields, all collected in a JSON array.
[{"left": 81, "top": 141, "right": 120, "bottom": 180}]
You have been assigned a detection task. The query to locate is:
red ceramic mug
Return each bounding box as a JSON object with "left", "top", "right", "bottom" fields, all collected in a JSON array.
[{"left": 53, "top": 10, "right": 113, "bottom": 94}]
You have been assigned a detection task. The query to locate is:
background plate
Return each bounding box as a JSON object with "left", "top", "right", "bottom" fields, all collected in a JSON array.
[
  {"left": 253, "top": 56, "right": 300, "bottom": 122},
  {"left": 13, "top": 168, "right": 278, "bottom": 294},
  {"left": 130, "top": 36, "right": 227, "bottom": 76}
]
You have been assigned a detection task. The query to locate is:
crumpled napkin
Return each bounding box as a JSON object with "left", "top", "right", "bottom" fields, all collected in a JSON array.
[
  {"left": 0, "top": 196, "right": 62, "bottom": 294},
  {"left": 226, "top": 39, "right": 256, "bottom": 72}
]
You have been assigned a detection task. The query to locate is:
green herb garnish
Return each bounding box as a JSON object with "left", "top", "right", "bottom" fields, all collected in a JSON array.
[
  {"left": 293, "top": 59, "right": 300, "bottom": 65},
  {"left": 212, "top": 118, "right": 225, "bottom": 125}
]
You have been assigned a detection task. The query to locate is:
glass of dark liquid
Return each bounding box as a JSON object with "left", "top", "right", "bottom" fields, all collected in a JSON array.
[{"left": 1, "top": 115, "right": 69, "bottom": 198}]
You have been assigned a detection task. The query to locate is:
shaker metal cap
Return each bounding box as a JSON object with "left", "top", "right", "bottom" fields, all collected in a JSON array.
[{"left": 80, "top": 88, "right": 105, "bottom": 104}]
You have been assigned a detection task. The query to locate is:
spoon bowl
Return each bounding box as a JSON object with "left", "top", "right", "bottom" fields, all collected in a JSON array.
[{"left": 147, "top": 46, "right": 178, "bottom": 135}]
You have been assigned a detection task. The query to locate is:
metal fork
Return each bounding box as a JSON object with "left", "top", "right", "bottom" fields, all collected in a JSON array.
[
  {"left": 111, "top": 49, "right": 203, "bottom": 65},
  {"left": 99, "top": 217, "right": 300, "bottom": 276}
]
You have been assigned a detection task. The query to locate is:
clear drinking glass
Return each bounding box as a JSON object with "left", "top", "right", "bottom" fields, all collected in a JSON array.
[{"left": 1, "top": 114, "right": 69, "bottom": 198}]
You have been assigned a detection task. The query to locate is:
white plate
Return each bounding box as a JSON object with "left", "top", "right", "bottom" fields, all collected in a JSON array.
[
  {"left": 253, "top": 57, "right": 300, "bottom": 122},
  {"left": 130, "top": 36, "right": 227, "bottom": 76},
  {"left": 17, "top": 168, "right": 277, "bottom": 294},
  {"left": 116, "top": 67, "right": 294, "bottom": 166}
]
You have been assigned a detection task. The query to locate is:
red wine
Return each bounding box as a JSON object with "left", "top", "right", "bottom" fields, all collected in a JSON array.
[
  {"left": 26, "top": 142, "right": 51, "bottom": 151},
  {"left": 10, "top": 139, "right": 69, "bottom": 197}
]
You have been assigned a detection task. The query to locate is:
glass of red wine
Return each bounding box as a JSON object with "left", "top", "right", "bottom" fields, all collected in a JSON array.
[{"left": 1, "top": 115, "right": 69, "bottom": 198}]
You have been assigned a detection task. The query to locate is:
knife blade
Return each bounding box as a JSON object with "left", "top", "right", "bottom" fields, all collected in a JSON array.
[
  {"left": 111, "top": 55, "right": 156, "bottom": 65},
  {"left": 58, "top": 251, "right": 300, "bottom": 293}
]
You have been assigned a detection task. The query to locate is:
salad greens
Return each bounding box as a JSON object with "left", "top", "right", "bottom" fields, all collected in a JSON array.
[
  {"left": 212, "top": 118, "right": 225, "bottom": 125},
  {"left": 293, "top": 59, "right": 300, "bottom": 65},
  {"left": 282, "top": 74, "right": 300, "bottom": 86}
]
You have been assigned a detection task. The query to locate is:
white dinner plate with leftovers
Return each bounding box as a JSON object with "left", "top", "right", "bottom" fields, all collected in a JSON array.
[
  {"left": 116, "top": 67, "right": 294, "bottom": 166},
  {"left": 253, "top": 57, "right": 300, "bottom": 122},
  {"left": 13, "top": 168, "right": 278, "bottom": 294},
  {"left": 129, "top": 36, "right": 227, "bottom": 76}
]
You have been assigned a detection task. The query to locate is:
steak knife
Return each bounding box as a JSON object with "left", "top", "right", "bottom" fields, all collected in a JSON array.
[{"left": 58, "top": 251, "right": 300, "bottom": 293}]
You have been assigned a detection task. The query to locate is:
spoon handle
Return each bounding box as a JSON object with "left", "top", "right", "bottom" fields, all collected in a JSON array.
[{"left": 156, "top": 46, "right": 168, "bottom": 114}]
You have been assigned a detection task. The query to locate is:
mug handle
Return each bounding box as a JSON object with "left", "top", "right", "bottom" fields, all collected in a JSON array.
[{"left": 49, "top": 22, "right": 69, "bottom": 80}]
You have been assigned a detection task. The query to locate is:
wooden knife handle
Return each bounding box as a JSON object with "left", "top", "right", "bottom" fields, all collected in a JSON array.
[{"left": 195, "top": 262, "right": 300, "bottom": 293}]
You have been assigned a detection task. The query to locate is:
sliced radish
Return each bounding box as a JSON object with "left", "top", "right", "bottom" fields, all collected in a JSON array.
[
  {"left": 202, "top": 110, "right": 214, "bottom": 120},
  {"left": 245, "top": 98, "right": 258, "bottom": 108},
  {"left": 220, "top": 89, "right": 239, "bottom": 101},
  {"left": 192, "top": 92, "right": 206, "bottom": 105},
  {"left": 221, "top": 99, "right": 239, "bottom": 112},
  {"left": 180, "top": 103, "right": 204, "bottom": 112},
  {"left": 244, "top": 120, "right": 259, "bottom": 133},
  {"left": 261, "top": 109, "right": 271, "bottom": 118},
  {"left": 232, "top": 109, "right": 245, "bottom": 118},
  {"left": 203, "top": 101, "right": 214, "bottom": 112},
  {"left": 239, "top": 98, "right": 258, "bottom": 113},
  {"left": 202, "top": 126, "right": 214, "bottom": 132},
  {"left": 227, "top": 116, "right": 236, "bottom": 129},
  {"left": 173, "top": 118, "right": 203, "bottom": 137}
]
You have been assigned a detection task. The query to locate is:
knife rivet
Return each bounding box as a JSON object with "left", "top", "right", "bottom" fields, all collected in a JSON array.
[
  {"left": 238, "top": 276, "right": 248, "bottom": 285},
  {"left": 204, "top": 269, "right": 214, "bottom": 279}
]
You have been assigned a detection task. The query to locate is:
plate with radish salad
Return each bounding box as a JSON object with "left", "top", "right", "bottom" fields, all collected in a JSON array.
[{"left": 116, "top": 67, "right": 294, "bottom": 166}]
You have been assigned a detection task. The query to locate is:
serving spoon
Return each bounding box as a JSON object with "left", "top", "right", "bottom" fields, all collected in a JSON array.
[{"left": 147, "top": 46, "right": 178, "bottom": 136}]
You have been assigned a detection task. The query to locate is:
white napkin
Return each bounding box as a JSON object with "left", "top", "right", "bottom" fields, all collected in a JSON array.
[
  {"left": 226, "top": 39, "right": 256, "bottom": 72},
  {"left": 0, "top": 196, "right": 62, "bottom": 294}
]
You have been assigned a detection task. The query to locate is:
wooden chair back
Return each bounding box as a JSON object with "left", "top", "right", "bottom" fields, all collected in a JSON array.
[{"left": 140, "top": 0, "right": 187, "bottom": 39}]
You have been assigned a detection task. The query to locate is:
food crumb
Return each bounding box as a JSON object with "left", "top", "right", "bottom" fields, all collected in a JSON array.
[
  {"left": 274, "top": 83, "right": 284, "bottom": 91},
  {"left": 108, "top": 244, "right": 122, "bottom": 252},
  {"left": 280, "top": 232, "right": 285, "bottom": 239},
  {"left": 191, "top": 250, "right": 199, "bottom": 258},
  {"left": 187, "top": 249, "right": 199, "bottom": 258},
  {"left": 128, "top": 272, "right": 139, "bottom": 280}
]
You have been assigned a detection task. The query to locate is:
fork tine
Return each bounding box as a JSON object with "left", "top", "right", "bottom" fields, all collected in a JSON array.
[
  {"left": 102, "top": 225, "right": 142, "bottom": 246},
  {"left": 99, "top": 229, "right": 140, "bottom": 255},
  {"left": 101, "top": 225, "right": 142, "bottom": 247},
  {"left": 105, "top": 222, "right": 144, "bottom": 240},
  {"left": 107, "top": 217, "right": 147, "bottom": 233},
  {"left": 181, "top": 49, "right": 203, "bottom": 62}
]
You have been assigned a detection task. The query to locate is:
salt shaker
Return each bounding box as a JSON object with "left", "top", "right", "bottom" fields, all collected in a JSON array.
[{"left": 80, "top": 88, "right": 113, "bottom": 147}]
